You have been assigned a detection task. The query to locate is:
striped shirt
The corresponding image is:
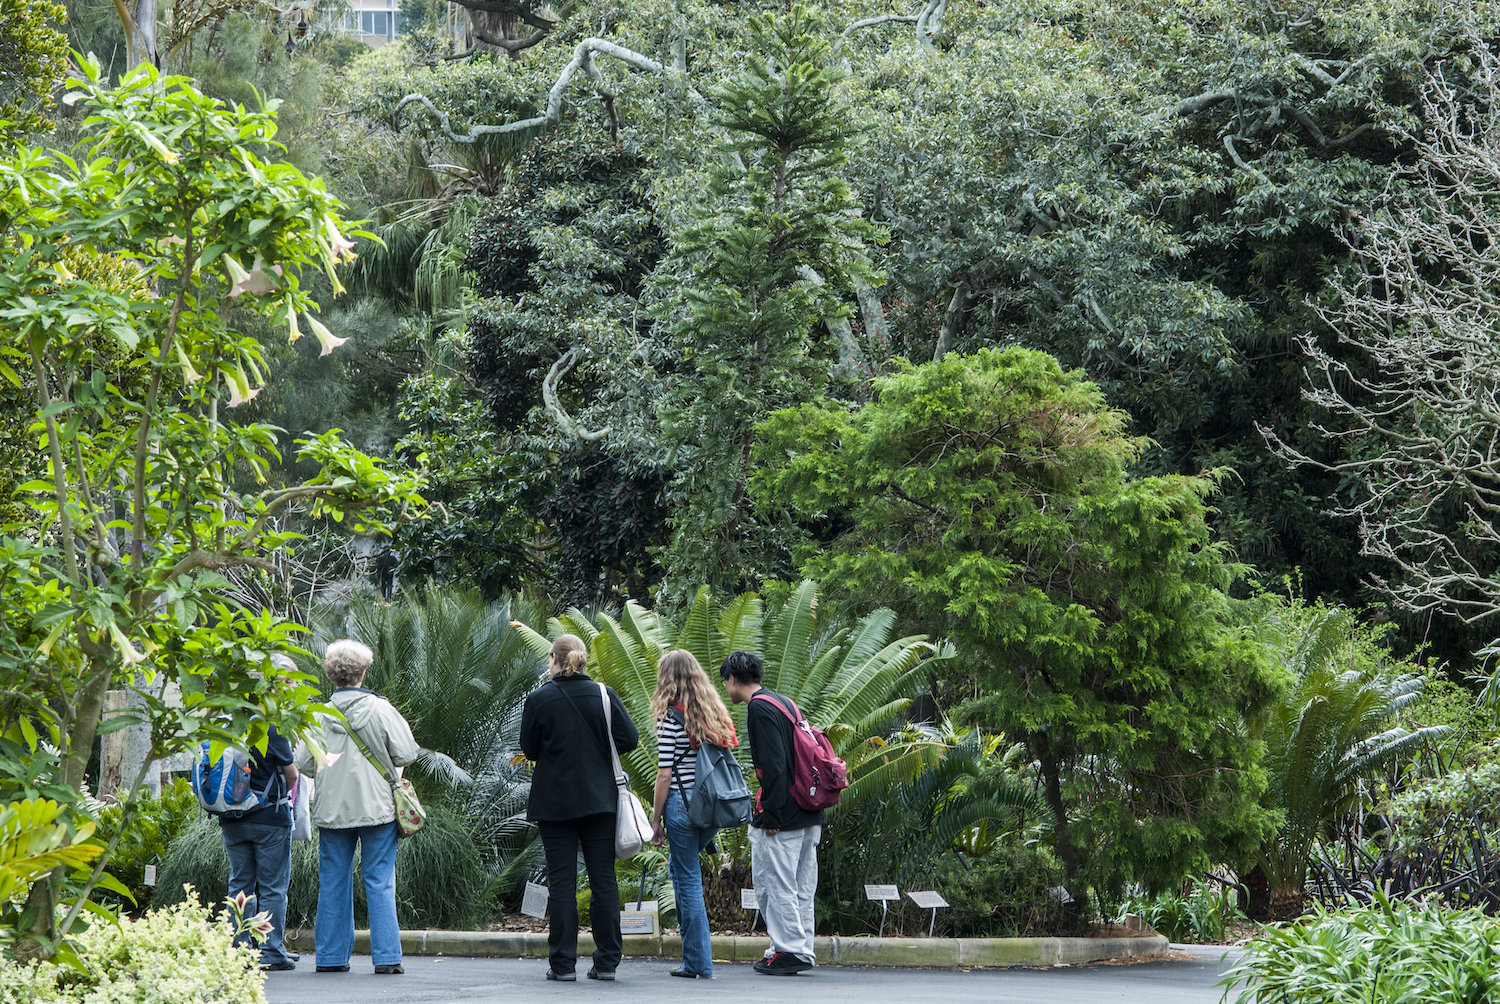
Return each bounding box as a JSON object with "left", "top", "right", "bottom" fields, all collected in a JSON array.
[{"left": 657, "top": 710, "right": 697, "bottom": 792}]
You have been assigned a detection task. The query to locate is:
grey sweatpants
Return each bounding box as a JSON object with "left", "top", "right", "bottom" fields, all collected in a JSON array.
[{"left": 750, "top": 824, "right": 822, "bottom": 963}]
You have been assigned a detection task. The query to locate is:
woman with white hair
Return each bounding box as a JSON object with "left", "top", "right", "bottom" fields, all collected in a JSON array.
[{"left": 294, "top": 639, "right": 420, "bottom": 976}]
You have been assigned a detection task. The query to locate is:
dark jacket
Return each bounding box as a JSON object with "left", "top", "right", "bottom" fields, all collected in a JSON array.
[
  {"left": 520, "top": 672, "right": 639, "bottom": 822},
  {"left": 747, "top": 689, "right": 825, "bottom": 831},
  {"left": 218, "top": 726, "right": 294, "bottom": 828}
]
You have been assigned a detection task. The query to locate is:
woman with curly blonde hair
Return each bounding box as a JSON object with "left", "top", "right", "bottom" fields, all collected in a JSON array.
[{"left": 649, "top": 650, "right": 738, "bottom": 979}]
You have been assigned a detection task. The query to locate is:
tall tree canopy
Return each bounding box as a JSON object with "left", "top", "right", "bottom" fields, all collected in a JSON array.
[{"left": 754, "top": 348, "right": 1285, "bottom": 915}]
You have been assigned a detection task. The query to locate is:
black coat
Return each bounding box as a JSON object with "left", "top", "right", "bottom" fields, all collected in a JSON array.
[
  {"left": 747, "top": 688, "right": 826, "bottom": 831},
  {"left": 520, "top": 672, "right": 639, "bottom": 822}
]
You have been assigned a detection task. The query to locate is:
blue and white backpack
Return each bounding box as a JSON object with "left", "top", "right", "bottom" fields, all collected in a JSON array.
[{"left": 190, "top": 742, "right": 280, "bottom": 816}]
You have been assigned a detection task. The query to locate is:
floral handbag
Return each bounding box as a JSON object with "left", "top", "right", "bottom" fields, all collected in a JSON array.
[{"left": 343, "top": 723, "right": 428, "bottom": 839}]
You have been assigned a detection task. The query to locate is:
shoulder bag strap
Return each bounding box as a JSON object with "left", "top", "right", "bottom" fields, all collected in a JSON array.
[
  {"left": 342, "top": 720, "right": 400, "bottom": 791},
  {"left": 598, "top": 682, "right": 627, "bottom": 785},
  {"left": 556, "top": 680, "right": 614, "bottom": 763},
  {"left": 663, "top": 710, "right": 695, "bottom": 803}
]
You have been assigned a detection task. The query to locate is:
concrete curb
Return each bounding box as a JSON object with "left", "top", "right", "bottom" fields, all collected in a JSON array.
[{"left": 285, "top": 928, "right": 1168, "bottom": 968}]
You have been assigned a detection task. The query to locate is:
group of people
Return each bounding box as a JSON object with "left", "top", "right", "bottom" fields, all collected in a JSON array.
[
  {"left": 522, "top": 635, "right": 822, "bottom": 980},
  {"left": 218, "top": 634, "right": 822, "bottom": 982}
]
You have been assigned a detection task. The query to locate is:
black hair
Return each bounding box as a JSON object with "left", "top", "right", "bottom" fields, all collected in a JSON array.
[{"left": 720, "top": 650, "right": 763, "bottom": 685}]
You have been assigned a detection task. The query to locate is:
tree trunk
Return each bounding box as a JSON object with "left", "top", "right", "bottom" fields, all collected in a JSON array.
[
  {"left": 121, "top": 0, "right": 158, "bottom": 68},
  {"left": 1033, "top": 732, "right": 1087, "bottom": 932}
]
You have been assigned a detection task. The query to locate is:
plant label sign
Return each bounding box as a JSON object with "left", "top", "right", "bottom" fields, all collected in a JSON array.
[
  {"left": 741, "top": 888, "right": 759, "bottom": 910},
  {"left": 620, "top": 900, "right": 658, "bottom": 936},
  {"left": 907, "top": 890, "right": 947, "bottom": 909},
  {"left": 864, "top": 884, "right": 899, "bottom": 902},
  {"left": 521, "top": 881, "right": 549, "bottom": 919},
  {"left": 143, "top": 864, "right": 157, "bottom": 887}
]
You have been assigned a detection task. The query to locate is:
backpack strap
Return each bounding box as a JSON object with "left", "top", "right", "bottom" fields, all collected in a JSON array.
[
  {"left": 751, "top": 691, "right": 800, "bottom": 724},
  {"left": 662, "top": 708, "right": 696, "bottom": 803}
]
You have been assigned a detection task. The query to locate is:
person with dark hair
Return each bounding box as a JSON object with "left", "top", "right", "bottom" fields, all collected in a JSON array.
[
  {"left": 217, "top": 653, "right": 300, "bottom": 972},
  {"left": 520, "top": 634, "right": 640, "bottom": 982},
  {"left": 719, "top": 650, "right": 823, "bottom": 975}
]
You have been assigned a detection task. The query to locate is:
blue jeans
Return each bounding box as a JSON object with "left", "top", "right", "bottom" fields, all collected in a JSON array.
[
  {"left": 221, "top": 820, "right": 293, "bottom": 965},
  {"left": 315, "top": 822, "right": 401, "bottom": 967},
  {"left": 664, "top": 790, "right": 718, "bottom": 977}
]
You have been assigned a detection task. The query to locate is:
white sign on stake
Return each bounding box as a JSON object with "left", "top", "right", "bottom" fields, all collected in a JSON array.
[
  {"left": 907, "top": 890, "right": 949, "bottom": 936},
  {"left": 143, "top": 864, "right": 157, "bottom": 887},
  {"left": 741, "top": 888, "right": 761, "bottom": 932},
  {"left": 521, "top": 881, "right": 549, "bottom": 919},
  {"left": 864, "top": 885, "right": 899, "bottom": 937}
]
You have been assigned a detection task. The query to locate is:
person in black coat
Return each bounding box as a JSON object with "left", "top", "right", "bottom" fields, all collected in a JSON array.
[{"left": 520, "top": 633, "right": 639, "bottom": 982}]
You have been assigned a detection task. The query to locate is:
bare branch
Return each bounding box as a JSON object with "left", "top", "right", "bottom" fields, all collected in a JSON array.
[
  {"left": 1264, "top": 28, "right": 1500, "bottom": 624},
  {"left": 933, "top": 280, "right": 971, "bottom": 361},
  {"left": 835, "top": 12, "right": 919, "bottom": 52},
  {"left": 394, "top": 37, "right": 672, "bottom": 144},
  {"left": 543, "top": 348, "right": 610, "bottom": 442},
  {"left": 471, "top": 26, "right": 548, "bottom": 53},
  {"left": 1175, "top": 89, "right": 1236, "bottom": 117},
  {"left": 915, "top": 0, "right": 944, "bottom": 50}
]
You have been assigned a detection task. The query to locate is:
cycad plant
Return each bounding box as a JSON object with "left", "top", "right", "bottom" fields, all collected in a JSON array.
[
  {"left": 336, "top": 587, "right": 554, "bottom": 891},
  {"left": 510, "top": 580, "right": 948, "bottom": 802},
  {"left": 1248, "top": 603, "right": 1446, "bottom": 918},
  {"left": 818, "top": 722, "right": 1041, "bottom": 932}
]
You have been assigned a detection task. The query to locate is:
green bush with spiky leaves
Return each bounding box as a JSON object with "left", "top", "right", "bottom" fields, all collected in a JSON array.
[{"left": 1224, "top": 892, "right": 1500, "bottom": 1003}]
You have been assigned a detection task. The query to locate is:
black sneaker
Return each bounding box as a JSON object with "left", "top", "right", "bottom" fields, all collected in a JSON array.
[
  {"left": 314, "top": 964, "right": 349, "bottom": 973},
  {"left": 587, "top": 966, "right": 615, "bottom": 981},
  {"left": 374, "top": 964, "right": 404, "bottom": 975},
  {"left": 546, "top": 970, "right": 577, "bottom": 982},
  {"left": 260, "top": 960, "right": 296, "bottom": 972},
  {"left": 753, "top": 952, "right": 812, "bottom": 975}
]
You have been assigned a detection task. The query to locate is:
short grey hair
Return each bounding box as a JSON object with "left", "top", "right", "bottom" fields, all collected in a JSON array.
[{"left": 324, "top": 639, "right": 373, "bottom": 687}]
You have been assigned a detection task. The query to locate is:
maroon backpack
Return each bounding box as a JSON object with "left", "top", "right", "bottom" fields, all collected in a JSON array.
[{"left": 752, "top": 693, "right": 849, "bottom": 811}]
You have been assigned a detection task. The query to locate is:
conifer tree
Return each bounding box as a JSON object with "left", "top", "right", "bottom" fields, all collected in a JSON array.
[{"left": 656, "top": 3, "right": 879, "bottom": 603}]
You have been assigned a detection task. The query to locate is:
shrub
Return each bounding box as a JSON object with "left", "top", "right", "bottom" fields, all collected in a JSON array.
[
  {"left": 1118, "top": 877, "right": 1242, "bottom": 943},
  {"left": 0, "top": 890, "right": 265, "bottom": 1004},
  {"left": 93, "top": 779, "right": 201, "bottom": 911},
  {"left": 1224, "top": 893, "right": 1500, "bottom": 1003},
  {"left": 154, "top": 801, "right": 494, "bottom": 929},
  {"left": 942, "top": 842, "right": 1065, "bottom": 938}
]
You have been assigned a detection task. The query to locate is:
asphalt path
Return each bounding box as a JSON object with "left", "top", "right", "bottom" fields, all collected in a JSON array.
[{"left": 264, "top": 945, "right": 1242, "bottom": 1004}]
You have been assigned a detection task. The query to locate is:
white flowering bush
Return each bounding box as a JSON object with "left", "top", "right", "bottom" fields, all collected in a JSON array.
[{"left": 0, "top": 890, "right": 265, "bottom": 1004}]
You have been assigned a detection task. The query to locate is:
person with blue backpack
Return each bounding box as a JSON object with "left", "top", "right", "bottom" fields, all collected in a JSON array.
[
  {"left": 648, "top": 650, "right": 751, "bottom": 980},
  {"left": 193, "top": 653, "right": 300, "bottom": 972}
]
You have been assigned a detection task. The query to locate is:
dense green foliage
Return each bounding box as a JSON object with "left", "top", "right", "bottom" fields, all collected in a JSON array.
[
  {"left": 12, "top": 0, "right": 1500, "bottom": 958},
  {"left": 0, "top": 0, "right": 67, "bottom": 146},
  {"left": 1225, "top": 893, "right": 1500, "bottom": 1003},
  {"left": 92, "top": 780, "right": 198, "bottom": 911},
  {"left": 1245, "top": 602, "right": 1445, "bottom": 918},
  {"left": 754, "top": 347, "right": 1282, "bottom": 916}
]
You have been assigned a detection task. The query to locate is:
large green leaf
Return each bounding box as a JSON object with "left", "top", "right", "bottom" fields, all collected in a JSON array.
[{"left": 762, "top": 579, "right": 819, "bottom": 693}]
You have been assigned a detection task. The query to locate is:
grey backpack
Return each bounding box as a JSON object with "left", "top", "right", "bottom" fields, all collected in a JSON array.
[{"left": 668, "top": 710, "right": 754, "bottom": 829}]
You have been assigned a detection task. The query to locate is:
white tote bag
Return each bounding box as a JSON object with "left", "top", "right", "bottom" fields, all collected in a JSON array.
[
  {"left": 290, "top": 775, "right": 314, "bottom": 841},
  {"left": 600, "top": 683, "right": 650, "bottom": 859}
]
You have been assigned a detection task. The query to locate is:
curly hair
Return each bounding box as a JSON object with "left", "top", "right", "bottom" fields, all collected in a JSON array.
[
  {"left": 551, "top": 634, "right": 588, "bottom": 677},
  {"left": 324, "top": 639, "right": 373, "bottom": 688},
  {"left": 651, "top": 650, "right": 737, "bottom": 747}
]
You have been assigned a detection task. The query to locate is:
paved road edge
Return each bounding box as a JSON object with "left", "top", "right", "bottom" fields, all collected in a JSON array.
[{"left": 285, "top": 929, "right": 1169, "bottom": 967}]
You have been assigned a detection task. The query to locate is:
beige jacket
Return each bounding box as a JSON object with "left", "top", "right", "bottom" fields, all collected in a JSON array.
[{"left": 294, "top": 688, "right": 421, "bottom": 829}]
